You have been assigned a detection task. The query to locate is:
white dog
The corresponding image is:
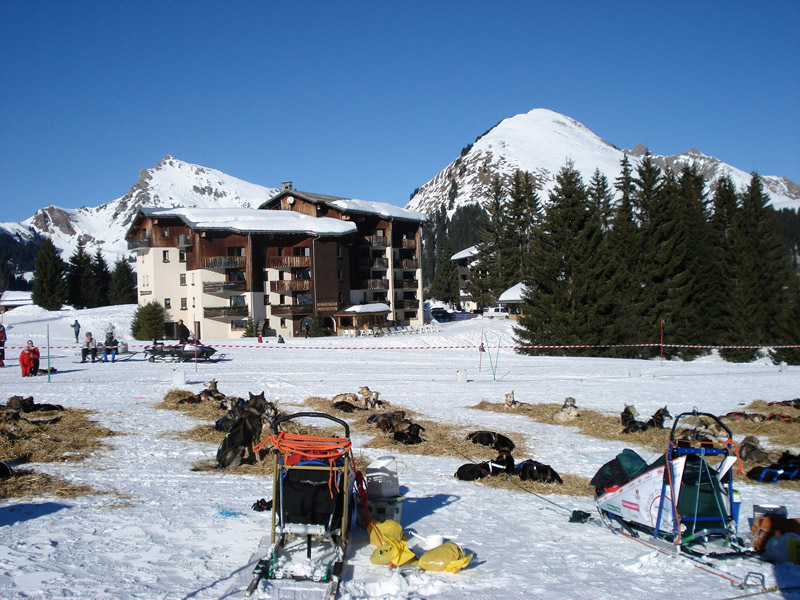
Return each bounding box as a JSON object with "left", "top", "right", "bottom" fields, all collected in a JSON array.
[
  {"left": 552, "top": 397, "right": 579, "bottom": 423},
  {"left": 358, "top": 386, "right": 381, "bottom": 409}
]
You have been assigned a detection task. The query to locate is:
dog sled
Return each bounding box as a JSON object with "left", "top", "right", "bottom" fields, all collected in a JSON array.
[
  {"left": 242, "top": 412, "right": 356, "bottom": 599},
  {"left": 594, "top": 410, "right": 748, "bottom": 557},
  {"left": 144, "top": 341, "right": 222, "bottom": 363}
]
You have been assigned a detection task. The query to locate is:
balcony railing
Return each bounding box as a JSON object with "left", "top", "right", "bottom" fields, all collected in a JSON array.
[
  {"left": 202, "top": 256, "right": 246, "bottom": 269},
  {"left": 366, "top": 235, "right": 388, "bottom": 247},
  {"left": 203, "top": 306, "right": 248, "bottom": 319},
  {"left": 176, "top": 234, "right": 193, "bottom": 248},
  {"left": 394, "top": 279, "right": 418, "bottom": 289},
  {"left": 127, "top": 237, "right": 152, "bottom": 250},
  {"left": 270, "top": 304, "right": 313, "bottom": 316},
  {"left": 362, "top": 278, "right": 389, "bottom": 290},
  {"left": 399, "top": 259, "right": 419, "bottom": 269},
  {"left": 395, "top": 299, "right": 419, "bottom": 309},
  {"left": 267, "top": 256, "right": 311, "bottom": 269},
  {"left": 401, "top": 239, "right": 417, "bottom": 249},
  {"left": 202, "top": 281, "right": 247, "bottom": 294},
  {"left": 371, "top": 258, "right": 388, "bottom": 269},
  {"left": 269, "top": 279, "right": 313, "bottom": 293}
]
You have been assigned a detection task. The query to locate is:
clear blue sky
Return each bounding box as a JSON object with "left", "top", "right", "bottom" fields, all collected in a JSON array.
[{"left": 1, "top": 1, "right": 798, "bottom": 223}]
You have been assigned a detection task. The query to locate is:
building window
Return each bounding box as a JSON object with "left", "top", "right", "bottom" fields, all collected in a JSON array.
[
  {"left": 228, "top": 246, "right": 245, "bottom": 257},
  {"left": 337, "top": 270, "right": 343, "bottom": 282},
  {"left": 161, "top": 226, "right": 169, "bottom": 238},
  {"left": 294, "top": 246, "right": 310, "bottom": 257},
  {"left": 336, "top": 246, "right": 342, "bottom": 258},
  {"left": 179, "top": 274, "right": 186, "bottom": 286},
  {"left": 162, "top": 250, "right": 170, "bottom": 263},
  {"left": 229, "top": 270, "right": 246, "bottom": 281},
  {"left": 180, "top": 298, "right": 187, "bottom": 310},
  {"left": 280, "top": 318, "right": 286, "bottom": 328},
  {"left": 230, "top": 319, "right": 247, "bottom": 331},
  {"left": 192, "top": 297, "right": 195, "bottom": 308},
  {"left": 164, "top": 298, "right": 171, "bottom": 309},
  {"left": 230, "top": 295, "right": 246, "bottom": 307},
  {"left": 179, "top": 251, "right": 186, "bottom": 263},
  {"left": 264, "top": 295, "right": 270, "bottom": 305}
]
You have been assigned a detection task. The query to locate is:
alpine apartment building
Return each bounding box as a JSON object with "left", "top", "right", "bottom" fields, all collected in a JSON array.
[{"left": 125, "top": 183, "right": 427, "bottom": 339}]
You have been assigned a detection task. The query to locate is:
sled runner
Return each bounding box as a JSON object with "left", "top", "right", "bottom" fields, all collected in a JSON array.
[
  {"left": 143, "top": 341, "right": 223, "bottom": 363},
  {"left": 594, "top": 410, "right": 747, "bottom": 557},
  {"left": 243, "top": 412, "right": 355, "bottom": 599}
]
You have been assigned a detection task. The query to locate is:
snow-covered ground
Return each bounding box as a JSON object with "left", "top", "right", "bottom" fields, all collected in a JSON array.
[{"left": 0, "top": 304, "right": 798, "bottom": 599}]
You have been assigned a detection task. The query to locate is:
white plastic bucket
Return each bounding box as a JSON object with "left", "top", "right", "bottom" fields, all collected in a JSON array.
[
  {"left": 456, "top": 370, "right": 467, "bottom": 384},
  {"left": 172, "top": 369, "right": 186, "bottom": 386},
  {"left": 366, "top": 456, "right": 400, "bottom": 499}
]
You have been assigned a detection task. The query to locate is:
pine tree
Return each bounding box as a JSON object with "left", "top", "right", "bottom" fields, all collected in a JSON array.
[
  {"left": 89, "top": 250, "right": 111, "bottom": 307},
  {"left": 131, "top": 301, "right": 166, "bottom": 340},
  {"left": 429, "top": 239, "right": 460, "bottom": 305},
  {"left": 769, "top": 276, "right": 800, "bottom": 365},
  {"left": 66, "top": 241, "right": 93, "bottom": 309},
  {"left": 31, "top": 237, "right": 67, "bottom": 311},
  {"left": 241, "top": 316, "right": 257, "bottom": 338},
  {"left": 469, "top": 175, "right": 508, "bottom": 307},
  {"left": 515, "top": 162, "right": 595, "bottom": 355},
  {"left": 588, "top": 168, "right": 614, "bottom": 232},
  {"left": 740, "top": 174, "right": 794, "bottom": 345},
  {"left": 506, "top": 170, "right": 540, "bottom": 281},
  {"left": 109, "top": 258, "right": 138, "bottom": 304}
]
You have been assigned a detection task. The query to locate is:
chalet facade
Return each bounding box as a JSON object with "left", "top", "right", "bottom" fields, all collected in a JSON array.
[
  {"left": 125, "top": 185, "right": 426, "bottom": 339},
  {"left": 451, "top": 245, "right": 479, "bottom": 312}
]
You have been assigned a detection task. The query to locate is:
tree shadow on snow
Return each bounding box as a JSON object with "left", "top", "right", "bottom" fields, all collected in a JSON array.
[{"left": 0, "top": 501, "right": 70, "bottom": 526}]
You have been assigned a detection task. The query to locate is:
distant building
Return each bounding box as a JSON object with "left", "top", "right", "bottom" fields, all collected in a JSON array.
[
  {"left": 125, "top": 184, "right": 426, "bottom": 339},
  {"left": 497, "top": 282, "right": 528, "bottom": 318},
  {"left": 451, "top": 245, "right": 479, "bottom": 312},
  {"left": 0, "top": 290, "right": 33, "bottom": 312}
]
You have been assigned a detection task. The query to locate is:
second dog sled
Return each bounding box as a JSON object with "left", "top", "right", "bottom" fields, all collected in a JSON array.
[
  {"left": 594, "top": 410, "right": 748, "bottom": 557},
  {"left": 243, "top": 412, "right": 356, "bottom": 599},
  {"left": 144, "top": 341, "right": 223, "bottom": 363}
]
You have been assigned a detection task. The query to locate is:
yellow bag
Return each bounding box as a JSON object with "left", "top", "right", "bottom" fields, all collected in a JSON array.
[
  {"left": 369, "top": 536, "right": 418, "bottom": 567},
  {"left": 418, "top": 542, "right": 473, "bottom": 573},
  {"left": 368, "top": 519, "right": 407, "bottom": 547}
]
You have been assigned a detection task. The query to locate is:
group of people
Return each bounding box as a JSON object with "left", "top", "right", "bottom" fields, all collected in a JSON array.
[{"left": 81, "top": 331, "right": 119, "bottom": 363}]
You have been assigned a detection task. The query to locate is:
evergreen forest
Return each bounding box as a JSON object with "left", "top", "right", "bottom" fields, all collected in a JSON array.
[{"left": 423, "top": 156, "right": 800, "bottom": 364}]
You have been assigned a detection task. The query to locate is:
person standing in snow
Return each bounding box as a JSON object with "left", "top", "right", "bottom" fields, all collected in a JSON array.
[
  {"left": 0, "top": 321, "right": 6, "bottom": 367},
  {"left": 72, "top": 320, "right": 81, "bottom": 343}
]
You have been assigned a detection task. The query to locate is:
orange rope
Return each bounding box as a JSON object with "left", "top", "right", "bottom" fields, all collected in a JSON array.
[
  {"left": 672, "top": 436, "right": 743, "bottom": 475},
  {"left": 270, "top": 432, "right": 353, "bottom": 498}
]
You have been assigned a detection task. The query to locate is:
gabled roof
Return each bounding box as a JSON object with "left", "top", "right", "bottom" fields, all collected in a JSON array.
[
  {"left": 451, "top": 245, "right": 478, "bottom": 261},
  {"left": 498, "top": 282, "right": 527, "bottom": 303},
  {"left": 133, "top": 207, "right": 357, "bottom": 237},
  {"left": 259, "top": 189, "right": 427, "bottom": 223},
  {"left": 0, "top": 290, "right": 33, "bottom": 307}
]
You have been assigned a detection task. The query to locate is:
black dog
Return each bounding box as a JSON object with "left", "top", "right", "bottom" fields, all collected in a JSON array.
[
  {"left": 216, "top": 392, "right": 272, "bottom": 468},
  {"left": 455, "top": 462, "right": 491, "bottom": 481},
  {"left": 466, "top": 430, "right": 515, "bottom": 453},
  {"left": 333, "top": 401, "right": 360, "bottom": 413},
  {"left": 492, "top": 452, "right": 516, "bottom": 475},
  {"left": 516, "top": 459, "right": 563, "bottom": 484},
  {"left": 392, "top": 423, "right": 425, "bottom": 445},
  {"left": 622, "top": 406, "right": 671, "bottom": 434}
]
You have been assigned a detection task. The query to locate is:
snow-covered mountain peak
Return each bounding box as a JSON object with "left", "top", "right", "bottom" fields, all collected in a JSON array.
[{"left": 407, "top": 109, "right": 800, "bottom": 217}]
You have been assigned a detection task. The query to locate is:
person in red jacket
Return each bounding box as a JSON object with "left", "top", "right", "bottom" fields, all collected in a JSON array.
[{"left": 19, "top": 340, "right": 40, "bottom": 377}]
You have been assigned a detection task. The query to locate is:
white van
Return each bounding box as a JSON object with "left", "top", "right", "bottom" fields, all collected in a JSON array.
[{"left": 483, "top": 306, "right": 509, "bottom": 319}]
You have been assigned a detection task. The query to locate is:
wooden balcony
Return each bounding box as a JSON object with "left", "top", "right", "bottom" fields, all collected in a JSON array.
[
  {"left": 362, "top": 279, "right": 389, "bottom": 290},
  {"left": 176, "top": 234, "right": 193, "bottom": 248},
  {"left": 202, "top": 256, "right": 246, "bottom": 270},
  {"left": 127, "top": 237, "right": 152, "bottom": 251},
  {"left": 371, "top": 258, "right": 388, "bottom": 269},
  {"left": 267, "top": 256, "right": 311, "bottom": 269},
  {"left": 202, "top": 281, "right": 247, "bottom": 294},
  {"left": 204, "top": 306, "right": 248, "bottom": 319},
  {"left": 401, "top": 239, "right": 417, "bottom": 249},
  {"left": 270, "top": 304, "right": 313, "bottom": 316},
  {"left": 399, "top": 259, "right": 419, "bottom": 269},
  {"left": 269, "top": 279, "right": 313, "bottom": 293},
  {"left": 394, "top": 279, "right": 418, "bottom": 289},
  {"left": 366, "top": 235, "right": 388, "bottom": 247},
  {"left": 395, "top": 299, "right": 419, "bottom": 309}
]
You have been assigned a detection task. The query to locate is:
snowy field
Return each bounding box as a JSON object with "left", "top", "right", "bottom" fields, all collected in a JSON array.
[{"left": 1, "top": 304, "right": 799, "bottom": 600}]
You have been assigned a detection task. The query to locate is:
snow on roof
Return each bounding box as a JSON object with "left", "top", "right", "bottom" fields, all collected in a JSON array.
[
  {"left": 498, "top": 282, "right": 527, "bottom": 303},
  {"left": 329, "top": 198, "right": 427, "bottom": 222},
  {"left": 342, "top": 303, "right": 391, "bottom": 314},
  {"left": 141, "top": 207, "right": 357, "bottom": 236},
  {"left": 451, "top": 245, "right": 478, "bottom": 261},
  {"left": 0, "top": 290, "right": 33, "bottom": 307}
]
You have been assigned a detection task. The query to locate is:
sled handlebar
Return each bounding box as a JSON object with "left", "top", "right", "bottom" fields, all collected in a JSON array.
[
  {"left": 271, "top": 411, "right": 350, "bottom": 438},
  {"left": 669, "top": 411, "right": 733, "bottom": 440}
]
